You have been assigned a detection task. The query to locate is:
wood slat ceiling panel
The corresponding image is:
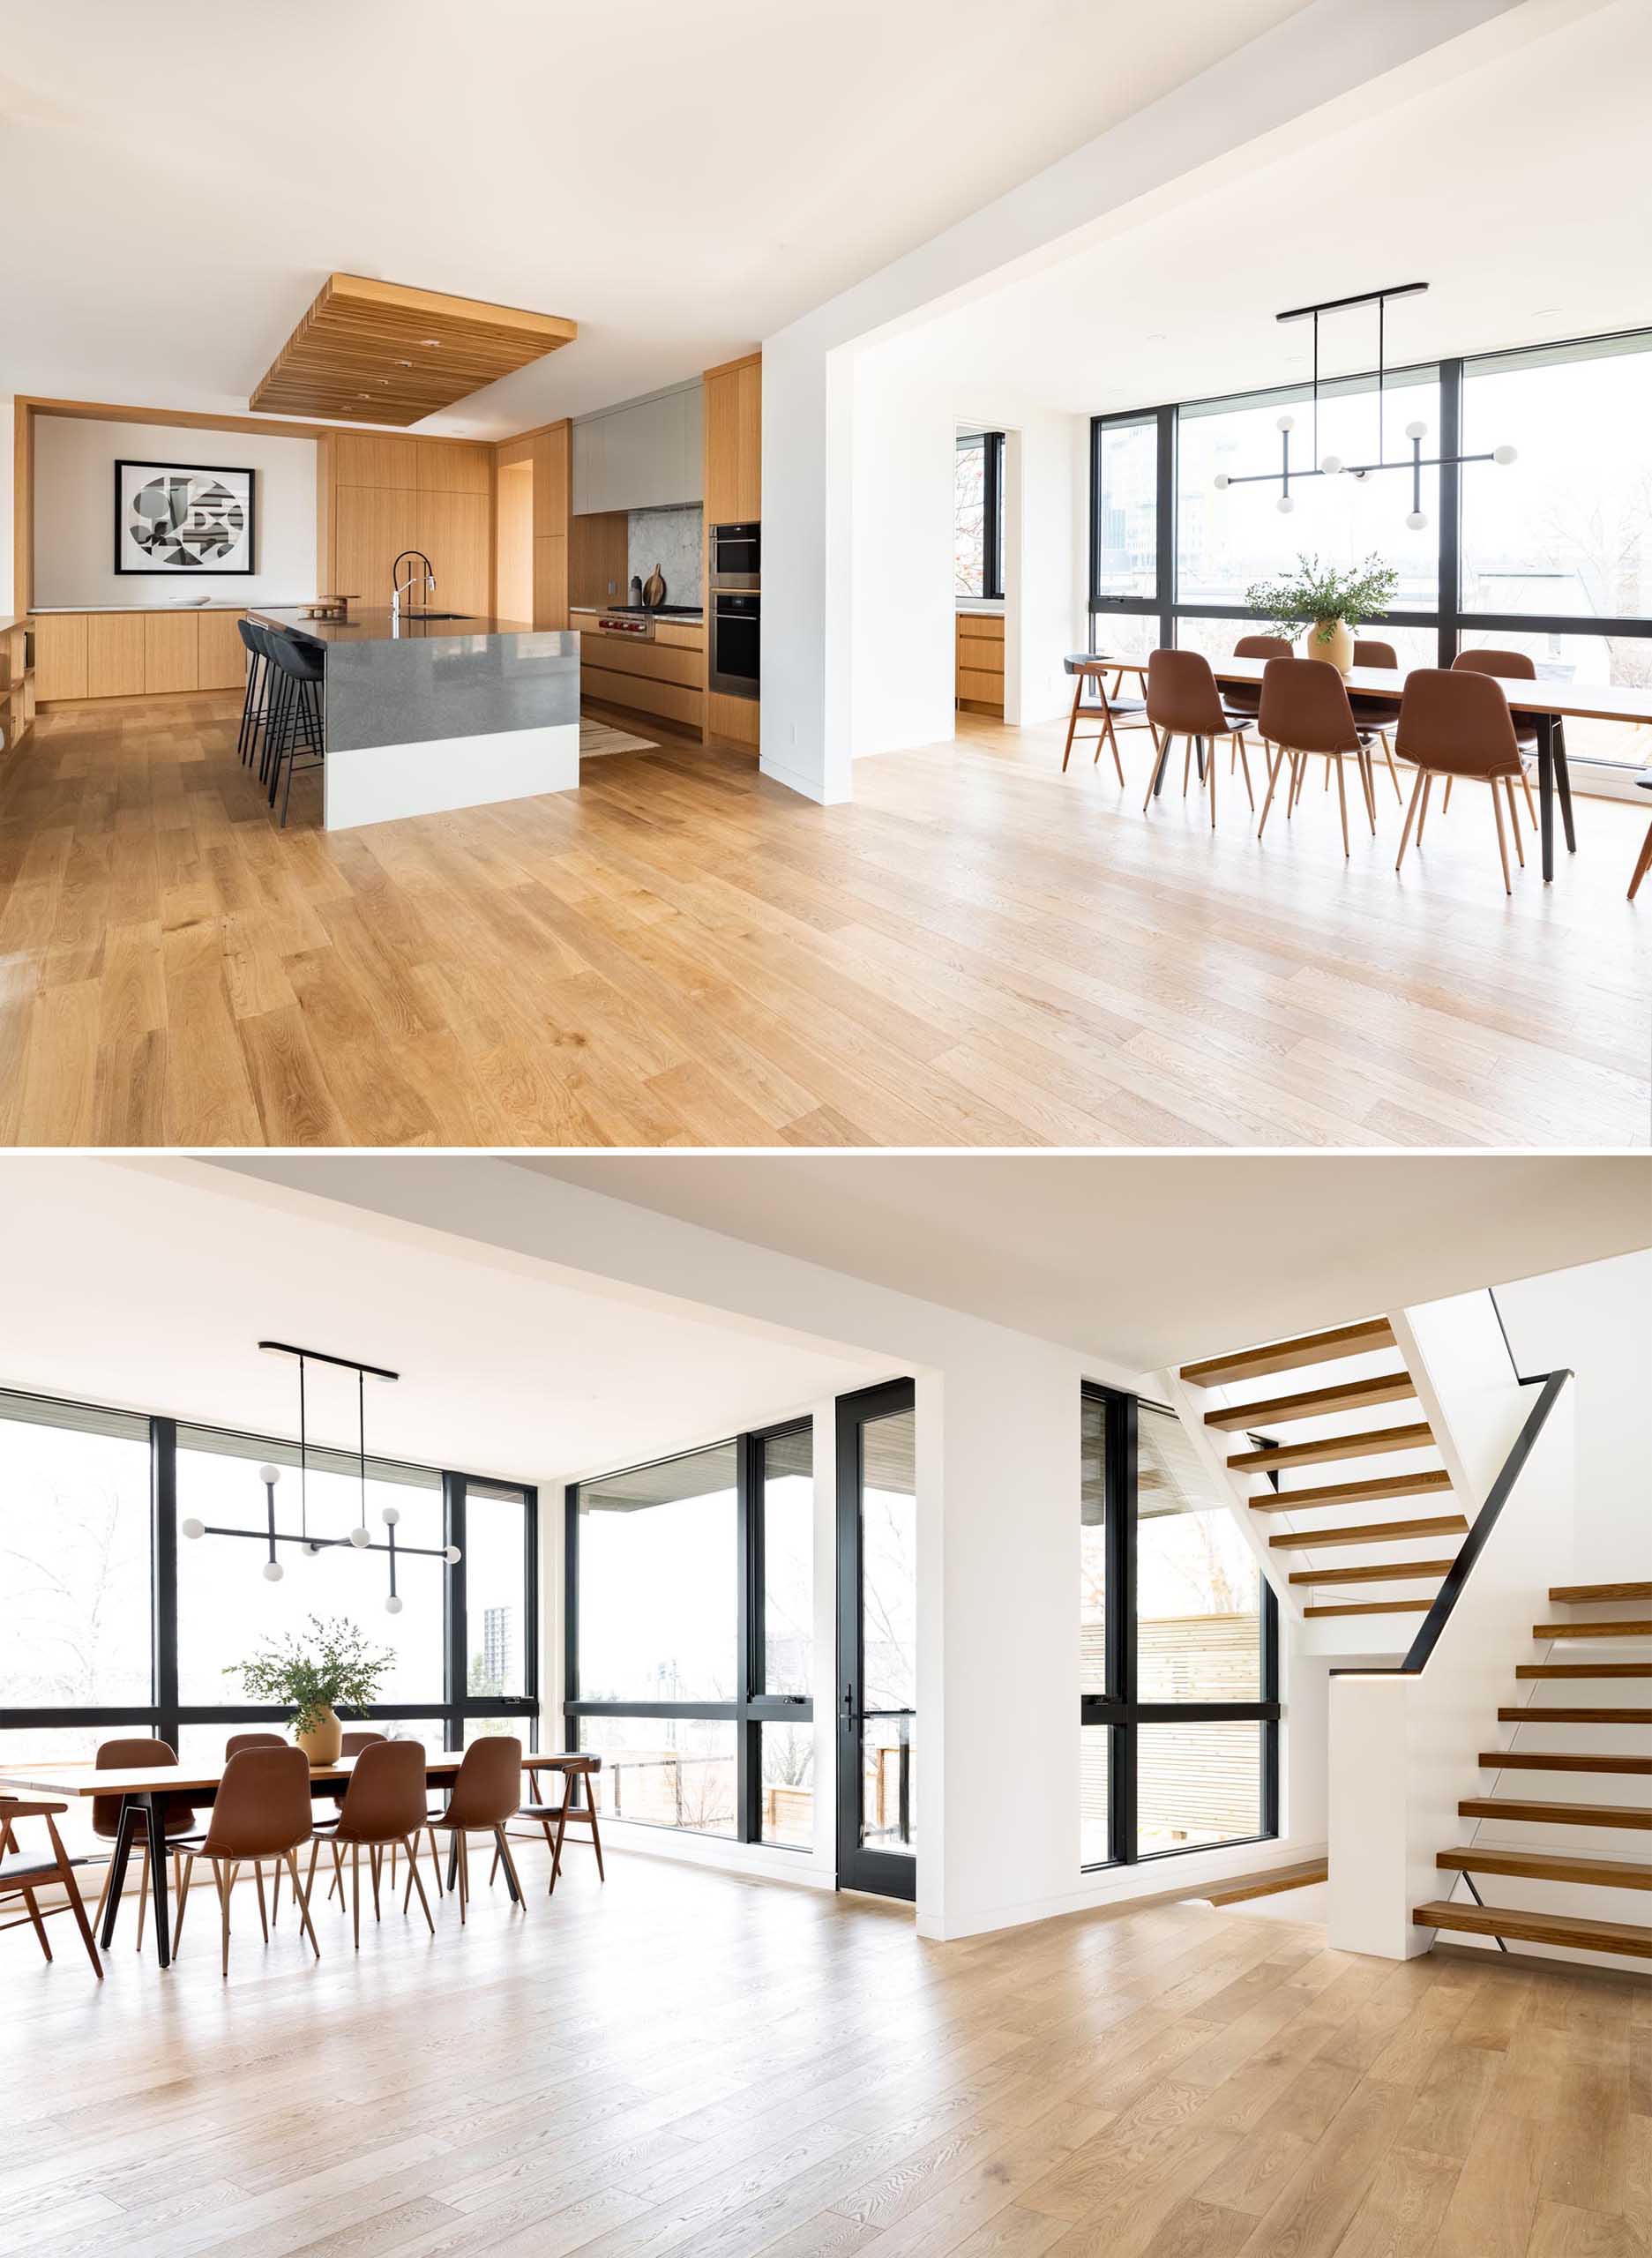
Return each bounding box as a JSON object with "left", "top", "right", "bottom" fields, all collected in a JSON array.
[{"left": 250, "top": 273, "right": 577, "bottom": 424}]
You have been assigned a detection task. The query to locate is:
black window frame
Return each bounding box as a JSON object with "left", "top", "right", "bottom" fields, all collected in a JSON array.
[
  {"left": 564, "top": 1417, "right": 814, "bottom": 1849},
  {"left": 1088, "top": 324, "right": 1652, "bottom": 736},
  {"left": 0, "top": 1384, "right": 538, "bottom": 1755},
  {"left": 1080, "top": 1383, "right": 1279, "bottom": 1873},
  {"left": 956, "top": 429, "right": 1005, "bottom": 603}
]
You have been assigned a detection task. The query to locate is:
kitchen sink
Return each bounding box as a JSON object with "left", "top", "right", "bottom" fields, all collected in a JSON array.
[{"left": 399, "top": 611, "right": 472, "bottom": 623}]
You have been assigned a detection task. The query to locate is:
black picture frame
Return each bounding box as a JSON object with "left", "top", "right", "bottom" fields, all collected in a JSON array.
[{"left": 114, "top": 456, "right": 257, "bottom": 577}]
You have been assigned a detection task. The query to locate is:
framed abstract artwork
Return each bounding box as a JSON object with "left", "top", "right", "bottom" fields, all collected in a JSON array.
[{"left": 114, "top": 458, "right": 256, "bottom": 575}]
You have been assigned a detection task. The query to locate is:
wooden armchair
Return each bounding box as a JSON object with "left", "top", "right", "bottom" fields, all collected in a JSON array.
[{"left": 0, "top": 1797, "right": 104, "bottom": 1977}]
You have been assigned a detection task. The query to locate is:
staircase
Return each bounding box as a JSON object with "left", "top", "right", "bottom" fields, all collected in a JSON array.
[
  {"left": 1177, "top": 1316, "right": 1465, "bottom": 1634},
  {"left": 1415, "top": 1580, "right": 1652, "bottom": 1963}
]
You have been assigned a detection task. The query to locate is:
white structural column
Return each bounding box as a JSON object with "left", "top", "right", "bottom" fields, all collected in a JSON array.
[{"left": 758, "top": 0, "right": 1533, "bottom": 804}]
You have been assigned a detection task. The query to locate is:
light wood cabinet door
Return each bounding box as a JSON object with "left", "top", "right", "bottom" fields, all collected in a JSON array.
[
  {"left": 86, "top": 612, "right": 146, "bottom": 699},
  {"left": 534, "top": 533, "right": 568, "bottom": 629},
  {"left": 145, "top": 613, "right": 199, "bottom": 694},
  {"left": 535, "top": 427, "right": 571, "bottom": 535},
  {"left": 333, "top": 432, "right": 416, "bottom": 489},
  {"left": 736, "top": 360, "right": 762, "bottom": 519},
  {"left": 34, "top": 613, "right": 88, "bottom": 701},
  {"left": 333, "top": 486, "right": 422, "bottom": 607},
  {"left": 421, "top": 490, "right": 491, "bottom": 616},
  {"left": 198, "top": 610, "right": 249, "bottom": 692},
  {"left": 703, "top": 370, "right": 740, "bottom": 525},
  {"left": 416, "top": 440, "right": 490, "bottom": 495}
]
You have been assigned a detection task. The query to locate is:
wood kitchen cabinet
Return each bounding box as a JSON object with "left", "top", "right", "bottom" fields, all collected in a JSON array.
[
  {"left": 197, "top": 609, "right": 250, "bottom": 691},
  {"left": 704, "top": 353, "right": 760, "bottom": 524},
  {"left": 144, "top": 612, "right": 199, "bottom": 694},
  {"left": 85, "top": 611, "right": 146, "bottom": 699},
  {"left": 33, "top": 612, "right": 88, "bottom": 701},
  {"left": 318, "top": 430, "right": 495, "bottom": 612}
]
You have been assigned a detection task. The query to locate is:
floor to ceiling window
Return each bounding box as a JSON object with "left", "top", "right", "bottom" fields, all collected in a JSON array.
[
  {"left": 565, "top": 1420, "right": 814, "bottom": 1847},
  {"left": 0, "top": 1384, "right": 538, "bottom": 1836},
  {"left": 1079, "top": 1384, "right": 1277, "bottom": 1870},
  {"left": 1090, "top": 325, "right": 1652, "bottom": 784}
]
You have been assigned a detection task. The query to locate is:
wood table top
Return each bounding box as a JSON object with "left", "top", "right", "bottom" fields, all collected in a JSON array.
[
  {"left": 0, "top": 1749, "right": 583, "bottom": 1798},
  {"left": 1092, "top": 651, "right": 1652, "bottom": 726}
]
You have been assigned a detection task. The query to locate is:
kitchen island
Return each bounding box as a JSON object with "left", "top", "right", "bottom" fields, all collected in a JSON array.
[{"left": 250, "top": 607, "right": 580, "bottom": 830}]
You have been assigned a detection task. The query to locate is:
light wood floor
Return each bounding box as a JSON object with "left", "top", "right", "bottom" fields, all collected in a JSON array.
[
  {"left": 2, "top": 1843, "right": 1646, "bottom": 2258},
  {"left": 0, "top": 693, "right": 1646, "bottom": 1148}
]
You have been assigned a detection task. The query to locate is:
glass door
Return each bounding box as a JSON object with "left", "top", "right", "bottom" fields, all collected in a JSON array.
[{"left": 835, "top": 1380, "right": 916, "bottom": 1900}]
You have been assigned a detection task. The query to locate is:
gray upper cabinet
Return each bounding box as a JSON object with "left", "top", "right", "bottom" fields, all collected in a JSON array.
[{"left": 572, "top": 384, "right": 704, "bottom": 514}]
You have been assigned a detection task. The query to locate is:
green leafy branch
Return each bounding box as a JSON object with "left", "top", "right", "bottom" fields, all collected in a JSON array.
[
  {"left": 1244, "top": 552, "right": 1400, "bottom": 643},
  {"left": 225, "top": 1614, "right": 393, "bottom": 1738}
]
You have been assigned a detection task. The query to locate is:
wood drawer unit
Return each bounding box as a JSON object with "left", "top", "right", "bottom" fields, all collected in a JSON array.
[
  {"left": 956, "top": 612, "right": 1005, "bottom": 716},
  {"left": 574, "top": 614, "right": 706, "bottom": 733},
  {"left": 86, "top": 611, "right": 146, "bottom": 699},
  {"left": 34, "top": 613, "right": 88, "bottom": 701}
]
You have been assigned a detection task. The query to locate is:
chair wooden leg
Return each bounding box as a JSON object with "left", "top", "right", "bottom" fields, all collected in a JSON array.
[
  {"left": 1357, "top": 747, "right": 1377, "bottom": 832},
  {"left": 1099, "top": 707, "right": 1125, "bottom": 786},
  {"left": 1059, "top": 677, "right": 1083, "bottom": 772},
  {"left": 370, "top": 1845, "right": 383, "bottom": 1923},
  {"left": 305, "top": 1836, "right": 320, "bottom": 1912},
  {"left": 1394, "top": 767, "right": 1426, "bottom": 873},
  {"left": 21, "top": 1887, "right": 51, "bottom": 1963},
  {"left": 1256, "top": 744, "right": 1289, "bottom": 839},
  {"left": 217, "top": 1860, "right": 232, "bottom": 1979},
  {"left": 54, "top": 1827, "right": 102, "bottom": 1980},
  {"left": 1441, "top": 775, "right": 1454, "bottom": 814},
  {"left": 172, "top": 1854, "right": 196, "bottom": 1955},
  {"left": 353, "top": 1843, "right": 362, "bottom": 1951},
  {"left": 1334, "top": 756, "right": 1351, "bottom": 858},
  {"left": 270, "top": 1853, "right": 280, "bottom": 1925},
  {"left": 404, "top": 1838, "right": 435, "bottom": 1934},
  {"left": 1417, "top": 773, "right": 1433, "bottom": 842},
  {"left": 1181, "top": 737, "right": 1193, "bottom": 796},
  {"left": 1379, "top": 730, "right": 1403, "bottom": 804},
  {"left": 253, "top": 1859, "right": 269, "bottom": 1945},
  {"left": 1236, "top": 735, "right": 1255, "bottom": 812},
  {"left": 93, "top": 1854, "right": 114, "bottom": 1933},
  {"left": 1628, "top": 819, "right": 1652, "bottom": 902},
  {"left": 1207, "top": 736, "right": 1217, "bottom": 828},
  {"left": 1141, "top": 729, "right": 1163, "bottom": 813},
  {"left": 1506, "top": 778, "right": 1525, "bottom": 868},
  {"left": 1518, "top": 759, "right": 1538, "bottom": 831},
  {"left": 331, "top": 1837, "right": 345, "bottom": 1910},
  {"left": 586, "top": 1791, "right": 606, "bottom": 1883},
  {"left": 1491, "top": 778, "right": 1513, "bottom": 894},
  {"left": 288, "top": 1851, "right": 320, "bottom": 1961},
  {"left": 426, "top": 1824, "right": 443, "bottom": 1894}
]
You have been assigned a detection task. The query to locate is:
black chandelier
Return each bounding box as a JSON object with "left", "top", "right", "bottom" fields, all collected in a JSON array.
[
  {"left": 1213, "top": 281, "right": 1516, "bottom": 528},
  {"left": 179, "top": 1341, "right": 460, "bottom": 1612}
]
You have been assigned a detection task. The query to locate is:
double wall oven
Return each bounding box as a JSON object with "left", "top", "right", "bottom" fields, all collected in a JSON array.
[{"left": 709, "top": 521, "right": 759, "bottom": 701}]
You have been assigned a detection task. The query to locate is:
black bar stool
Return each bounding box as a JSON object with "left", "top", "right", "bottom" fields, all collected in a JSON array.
[
  {"left": 235, "top": 617, "right": 269, "bottom": 768},
  {"left": 263, "top": 633, "right": 325, "bottom": 827}
]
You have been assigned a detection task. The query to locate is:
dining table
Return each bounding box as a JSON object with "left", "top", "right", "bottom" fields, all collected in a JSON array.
[
  {"left": 1090, "top": 652, "right": 1652, "bottom": 882},
  {"left": 0, "top": 1748, "right": 580, "bottom": 1966}
]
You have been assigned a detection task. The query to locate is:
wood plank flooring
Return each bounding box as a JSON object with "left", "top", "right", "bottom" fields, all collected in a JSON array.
[
  {"left": 2, "top": 1843, "right": 1645, "bottom": 2258},
  {"left": 0, "top": 693, "right": 1646, "bottom": 1147}
]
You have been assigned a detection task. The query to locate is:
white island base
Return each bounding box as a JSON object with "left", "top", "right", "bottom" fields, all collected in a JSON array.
[{"left": 322, "top": 722, "right": 581, "bottom": 831}]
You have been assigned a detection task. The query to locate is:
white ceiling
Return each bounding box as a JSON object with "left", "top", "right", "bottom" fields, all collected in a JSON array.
[
  {"left": 0, "top": 1162, "right": 888, "bottom": 1482},
  {"left": 520, "top": 1155, "right": 1652, "bottom": 1374},
  {"left": 0, "top": 0, "right": 1307, "bottom": 434},
  {"left": 885, "top": 0, "right": 1648, "bottom": 414}
]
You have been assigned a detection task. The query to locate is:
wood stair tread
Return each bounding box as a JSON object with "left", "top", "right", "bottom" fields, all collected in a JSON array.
[
  {"left": 1517, "top": 1663, "right": 1652, "bottom": 1679},
  {"left": 1534, "top": 1619, "right": 1652, "bottom": 1640},
  {"left": 1437, "top": 1844, "right": 1652, "bottom": 1889},
  {"left": 1228, "top": 1422, "right": 1433, "bottom": 1472},
  {"left": 1204, "top": 1372, "right": 1417, "bottom": 1431},
  {"left": 1304, "top": 1597, "right": 1434, "bottom": 1618},
  {"left": 1499, "top": 1707, "right": 1652, "bottom": 1723},
  {"left": 1249, "top": 1469, "right": 1452, "bottom": 1513},
  {"left": 1180, "top": 1319, "right": 1395, "bottom": 1387},
  {"left": 1479, "top": 1749, "right": 1651, "bottom": 1775},
  {"left": 1413, "top": 1899, "right": 1652, "bottom": 1958},
  {"left": 1458, "top": 1796, "right": 1651, "bottom": 1829},
  {"left": 1203, "top": 1859, "right": 1328, "bottom": 1906},
  {"left": 1549, "top": 1581, "right": 1652, "bottom": 1604},
  {"left": 1270, "top": 1515, "right": 1468, "bottom": 1551},
  {"left": 1289, "top": 1557, "right": 1455, "bottom": 1587}
]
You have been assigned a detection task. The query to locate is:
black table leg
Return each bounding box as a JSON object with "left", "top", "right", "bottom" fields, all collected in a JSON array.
[
  {"left": 1554, "top": 717, "right": 1576, "bottom": 854},
  {"left": 1195, "top": 736, "right": 1207, "bottom": 783},
  {"left": 1536, "top": 714, "right": 1555, "bottom": 882},
  {"left": 447, "top": 1836, "right": 460, "bottom": 1892},
  {"left": 100, "top": 1800, "right": 138, "bottom": 1948},
  {"left": 146, "top": 1796, "right": 171, "bottom": 1968},
  {"left": 495, "top": 1827, "right": 522, "bottom": 1903}
]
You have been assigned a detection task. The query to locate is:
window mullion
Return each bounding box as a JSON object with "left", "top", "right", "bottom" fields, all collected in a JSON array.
[{"left": 152, "top": 1416, "right": 179, "bottom": 1752}]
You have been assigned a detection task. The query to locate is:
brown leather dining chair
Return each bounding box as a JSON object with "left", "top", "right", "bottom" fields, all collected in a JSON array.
[
  {"left": 1, "top": 1797, "right": 103, "bottom": 1977},
  {"left": 320, "top": 1730, "right": 388, "bottom": 1903},
  {"left": 1255, "top": 656, "right": 1377, "bottom": 855},
  {"left": 1628, "top": 771, "right": 1652, "bottom": 901},
  {"left": 1141, "top": 649, "right": 1256, "bottom": 825},
  {"left": 1219, "top": 633, "right": 1291, "bottom": 722},
  {"left": 1394, "top": 669, "right": 1527, "bottom": 893},
  {"left": 218, "top": 1731, "right": 288, "bottom": 1927},
  {"left": 90, "top": 1736, "right": 197, "bottom": 1951},
  {"left": 171, "top": 1746, "right": 320, "bottom": 1977},
  {"left": 1449, "top": 649, "right": 1541, "bottom": 829},
  {"left": 1349, "top": 639, "right": 1405, "bottom": 804},
  {"left": 430, "top": 1737, "right": 525, "bottom": 1923},
  {"left": 305, "top": 1740, "right": 437, "bottom": 1946}
]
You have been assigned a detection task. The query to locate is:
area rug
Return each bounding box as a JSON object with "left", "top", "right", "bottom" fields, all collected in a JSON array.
[{"left": 579, "top": 716, "right": 659, "bottom": 759}]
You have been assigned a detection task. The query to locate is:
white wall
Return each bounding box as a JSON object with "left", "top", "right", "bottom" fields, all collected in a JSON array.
[
  {"left": 0, "top": 397, "right": 14, "bottom": 618},
  {"left": 1496, "top": 1247, "right": 1652, "bottom": 1584},
  {"left": 33, "top": 415, "right": 317, "bottom": 609}
]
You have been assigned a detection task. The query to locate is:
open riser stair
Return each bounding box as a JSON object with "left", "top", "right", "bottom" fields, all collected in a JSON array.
[
  {"left": 1175, "top": 1313, "right": 1464, "bottom": 1648},
  {"left": 1417, "top": 1580, "right": 1652, "bottom": 1970}
]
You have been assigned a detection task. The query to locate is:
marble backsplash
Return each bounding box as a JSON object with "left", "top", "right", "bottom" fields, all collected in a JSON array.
[{"left": 627, "top": 505, "right": 703, "bottom": 608}]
